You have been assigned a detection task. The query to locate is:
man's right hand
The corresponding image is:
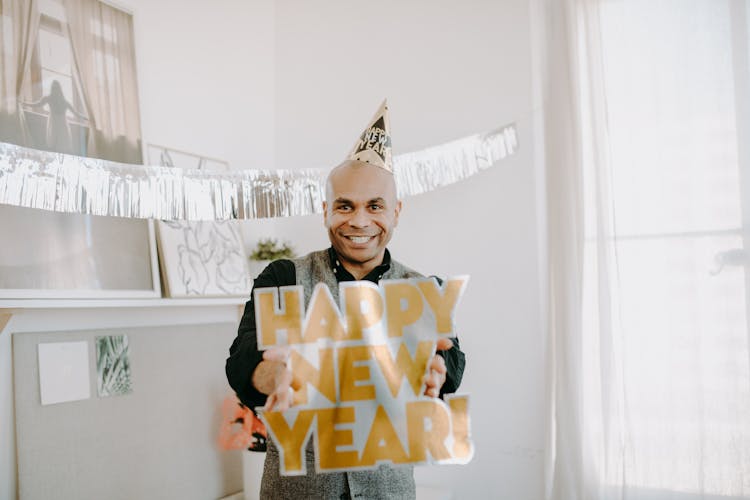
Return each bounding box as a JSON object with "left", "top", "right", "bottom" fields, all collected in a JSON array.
[{"left": 251, "top": 347, "right": 298, "bottom": 411}]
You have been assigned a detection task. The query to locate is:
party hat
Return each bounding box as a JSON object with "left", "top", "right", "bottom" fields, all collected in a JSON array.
[{"left": 345, "top": 99, "right": 393, "bottom": 173}]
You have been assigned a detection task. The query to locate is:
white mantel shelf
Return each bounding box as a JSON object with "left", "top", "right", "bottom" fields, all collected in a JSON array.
[{"left": 0, "top": 297, "right": 248, "bottom": 310}]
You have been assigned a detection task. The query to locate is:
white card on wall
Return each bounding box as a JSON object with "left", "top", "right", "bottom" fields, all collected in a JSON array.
[{"left": 38, "top": 341, "right": 91, "bottom": 405}]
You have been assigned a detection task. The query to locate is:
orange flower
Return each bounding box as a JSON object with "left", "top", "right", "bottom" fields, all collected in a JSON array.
[{"left": 218, "top": 394, "right": 267, "bottom": 451}]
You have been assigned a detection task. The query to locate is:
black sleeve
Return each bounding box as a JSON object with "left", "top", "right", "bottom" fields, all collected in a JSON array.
[
  {"left": 225, "top": 259, "right": 296, "bottom": 409},
  {"left": 438, "top": 336, "right": 466, "bottom": 397},
  {"left": 429, "top": 275, "right": 467, "bottom": 397}
]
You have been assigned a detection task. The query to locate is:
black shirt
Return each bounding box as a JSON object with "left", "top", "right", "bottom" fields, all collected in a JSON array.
[{"left": 225, "top": 247, "right": 466, "bottom": 409}]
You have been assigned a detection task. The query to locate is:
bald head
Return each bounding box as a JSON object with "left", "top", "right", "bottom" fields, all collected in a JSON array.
[{"left": 325, "top": 160, "right": 398, "bottom": 205}]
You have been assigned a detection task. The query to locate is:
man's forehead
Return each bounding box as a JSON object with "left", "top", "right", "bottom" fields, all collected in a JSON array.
[
  {"left": 326, "top": 161, "right": 397, "bottom": 200},
  {"left": 329, "top": 185, "right": 393, "bottom": 204},
  {"left": 332, "top": 195, "right": 387, "bottom": 204}
]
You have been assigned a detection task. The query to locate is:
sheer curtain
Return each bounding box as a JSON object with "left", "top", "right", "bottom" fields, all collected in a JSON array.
[
  {"left": 539, "top": 0, "right": 614, "bottom": 497},
  {"left": 0, "top": 0, "right": 40, "bottom": 145},
  {"left": 542, "top": 0, "right": 750, "bottom": 499},
  {"left": 64, "top": 0, "right": 142, "bottom": 163}
]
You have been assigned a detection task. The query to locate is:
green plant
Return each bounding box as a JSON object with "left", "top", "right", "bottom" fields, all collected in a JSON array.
[{"left": 250, "top": 238, "right": 295, "bottom": 261}]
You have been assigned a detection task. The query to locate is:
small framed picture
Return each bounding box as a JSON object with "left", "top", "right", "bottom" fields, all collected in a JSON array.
[{"left": 148, "top": 145, "right": 251, "bottom": 298}]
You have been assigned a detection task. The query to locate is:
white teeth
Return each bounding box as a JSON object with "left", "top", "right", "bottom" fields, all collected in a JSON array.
[{"left": 349, "top": 236, "right": 371, "bottom": 244}]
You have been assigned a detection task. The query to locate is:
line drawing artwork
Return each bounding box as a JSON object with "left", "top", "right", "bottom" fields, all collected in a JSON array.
[
  {"left": 158, "top": 220, "right": 251, "bottom": 297},
  {"left": 147, "top": 145, "right": 248, "bottom": 297}
]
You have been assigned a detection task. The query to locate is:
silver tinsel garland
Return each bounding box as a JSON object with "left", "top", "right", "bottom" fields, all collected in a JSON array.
[{"left": 0, "top": 123, "right": 517, "bottom": 221}]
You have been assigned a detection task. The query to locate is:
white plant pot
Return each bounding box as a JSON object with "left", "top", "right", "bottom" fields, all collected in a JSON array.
[{"left": 242, "top": 450, "right": 266, "bottom": 500}]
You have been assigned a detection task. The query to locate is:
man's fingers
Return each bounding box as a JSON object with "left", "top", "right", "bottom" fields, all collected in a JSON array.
[
  {"left": 271, "top": 389, "right": 293, "bottom": 411},
  {"left": 263, "top": 346, "right": 290, "bottom": 363},
  {"left": 431, "top": 368, "right": 446, "bottom": 387},
  {"left": 429, "top": 354, "right": 447, "bottom": 374},
  {"left": 436, "top": 338, "right": 453, "bottom": 351},
  {"left": 264, "top": 393, "right": 277, "bottom": 411},
  {"left": 422, "top": 371, "right": 440, "bottom": 398},
  {"left": 422, "top": 367, "right": 446, "bottom": 398},
  {"left": 265, "top": 385, "right": 293, "bottom": 411},
  {"left": 264, "top": 364, "right": 294, "bottom": 411},
  {"left": 265, "top": 394, "right": 275, "bottom": 411},
  {"left": 423, "top": 339, "right": 450, "bottom": 399}
]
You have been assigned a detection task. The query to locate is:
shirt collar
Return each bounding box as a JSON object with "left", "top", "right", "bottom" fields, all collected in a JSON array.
[{"left": 327, "top": 247, "right": 391, "bottom": 283}]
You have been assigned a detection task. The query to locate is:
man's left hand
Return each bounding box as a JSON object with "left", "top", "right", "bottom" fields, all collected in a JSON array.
[{"left": 423, "top": 338, "right": 453, "bottom": 398}]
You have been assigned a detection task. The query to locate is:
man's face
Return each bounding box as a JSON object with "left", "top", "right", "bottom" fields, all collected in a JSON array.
[{"left": 323, "top": 161, "right": 401, "bottom": 274}]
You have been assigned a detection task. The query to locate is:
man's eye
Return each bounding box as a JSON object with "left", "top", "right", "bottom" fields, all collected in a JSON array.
[
  {"left": 337, "top": 205, "right": 352, "bottom": 212},
  {"left": 369, "top": 204, "right": 383, "bottom": 211}
]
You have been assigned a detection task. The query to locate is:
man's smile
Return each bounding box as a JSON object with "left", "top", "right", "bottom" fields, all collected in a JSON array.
[{"left": 344, "top": 235, "right": 377, "bottom": 244}]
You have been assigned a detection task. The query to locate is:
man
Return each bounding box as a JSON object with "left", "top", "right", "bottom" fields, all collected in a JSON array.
[{"left": 226, "top": 101, "right": 466, "bottom": 499}]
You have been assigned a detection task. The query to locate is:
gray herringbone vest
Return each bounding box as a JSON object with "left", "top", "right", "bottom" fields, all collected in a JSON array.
[{"left": 260, "top": 249, "right": 422, "bottom": 500}]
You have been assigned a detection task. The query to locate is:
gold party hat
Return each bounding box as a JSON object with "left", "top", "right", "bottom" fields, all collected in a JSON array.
[{"left": 345, "top": 99, "right": 393, "bottom": 173}]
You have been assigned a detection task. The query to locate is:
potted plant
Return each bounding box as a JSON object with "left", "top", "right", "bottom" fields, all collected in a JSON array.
[
  {"left": 248, "top": 238, "right": 295, "bottom": 278},
  {"left": 218, "top": 395, "right": 267, "bottom": 500}
]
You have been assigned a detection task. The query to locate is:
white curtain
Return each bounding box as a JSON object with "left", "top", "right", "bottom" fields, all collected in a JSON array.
[
  {"left": 64, "top": 0, "right": 142, "bottom": 163},
  {"left": 540, "top": 0, "right": 612, "bottom": 497},
  {"left": 0, "top": 0, "right": 40, "bottom": 144},
  {"left": 542, "top": 0, "right": 750, "bottom": 499}
]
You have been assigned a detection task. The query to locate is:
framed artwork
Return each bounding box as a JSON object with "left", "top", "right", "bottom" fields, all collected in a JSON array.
[
  {"left": 147, "top": 145, "right": 250, "bottom": 298},
  {"left": 156, "top": 220, "right": 252, "bottom": 298},
  {"left": 0, "top": 0, "right": 160, "bottom": 299}
]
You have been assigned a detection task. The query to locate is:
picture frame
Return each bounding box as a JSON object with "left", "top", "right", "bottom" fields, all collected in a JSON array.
[
  {"left": 147, "top": 145, "right": 250, "bottom": 298},
  {"left": 0, "top": 0, "right": 161, "bottom": 300},
  {"left": 0, "top": 211, "right": 161, "bottom": 300},
  {"left": 155, "top": 220, "right": 252, "bottom": 298}
]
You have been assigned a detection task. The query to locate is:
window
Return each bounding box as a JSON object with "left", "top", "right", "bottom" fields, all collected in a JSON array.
[
  {"left": 582, "top": 1, "right": 750, "bottom": 496},
  {"left": 19, "top": 0, "right": 87, "bottom": 154}
]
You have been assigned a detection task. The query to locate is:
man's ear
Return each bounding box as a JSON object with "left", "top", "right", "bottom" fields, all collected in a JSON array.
[
  {"left": 322, "top": 201, "right": 328, "bottom": 226},
  {"left": 393, "top": 200, "right": 402, "bottom": 226}
]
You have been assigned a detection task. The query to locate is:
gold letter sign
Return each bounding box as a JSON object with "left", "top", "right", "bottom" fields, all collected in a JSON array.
[{"left": 254, "top": 276, "right": 473, "bottom": 475}]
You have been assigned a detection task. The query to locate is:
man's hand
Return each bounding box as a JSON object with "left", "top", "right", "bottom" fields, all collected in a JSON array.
[
  {"left": 252, "top": 347, "right": 298, "bottom": 412},
  {"left": 423, "top": 338, "right": 453, "bottom": 398}
]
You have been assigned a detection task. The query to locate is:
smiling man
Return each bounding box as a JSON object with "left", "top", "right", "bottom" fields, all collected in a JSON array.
[
  {"left": 226, "top": 101, "right": 466, "bottom": 499},
  {"left": 325, "top": 160, "right": 400, "bottom": 279}
]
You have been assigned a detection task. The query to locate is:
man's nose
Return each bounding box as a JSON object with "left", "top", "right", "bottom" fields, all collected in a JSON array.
[{"left": 348, "top": 207, "right": 370, "bottom": 228}]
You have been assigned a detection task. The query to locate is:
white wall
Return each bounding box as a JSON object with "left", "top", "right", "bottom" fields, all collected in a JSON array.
[
  {"left": 271, "top": 1, "right": 544, "bottom": 499},
  {"left": 133, "top": 0, "right": 275, "bottom": 172},
  {"left": 131, "top": 0, "right": 280, "bottom": 250}
]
